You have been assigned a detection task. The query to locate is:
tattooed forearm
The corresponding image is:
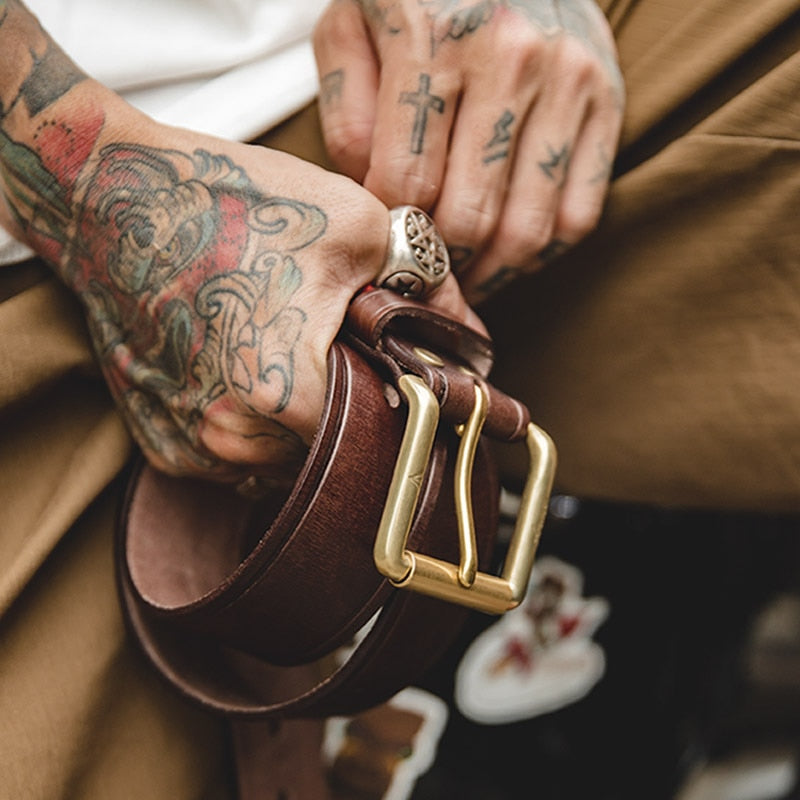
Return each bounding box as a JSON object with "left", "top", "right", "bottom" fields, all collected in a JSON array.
[
  {"left": 76, "top": 144, "right": 324, "bottom": 469},
  {"left": 483, "top": 110, "right": 514, "bottom": 164},
  {"left": 399, "top": 73, "right": 444, "bottom": 154},
  {"left": 1, "top": 80, "right": 324, "bottom": 473},
  {"left": 0, "top": 1, "right": 87, "bottom": 121},
  {"left": 18, "top": 41, "right": 85, "bottom": 115},
  {"left": 0, "top": 2, "right": 328, "bottom": 474},
  {"left": 37, "top": 140, "right": 322, "bottom": 471}
]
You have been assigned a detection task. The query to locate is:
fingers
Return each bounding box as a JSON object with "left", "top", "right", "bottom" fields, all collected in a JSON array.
[
  {"left": 313, "top": 0, "right": 380, "bottom": 181},
  {"left": 199, "top": 414, "right": 309, "bottom": 472},
  {"left": 431, "top": 27, "right": 546, "bottom": 271},
  {"left": 231, "top": 163, "right": 391, "bottom": 441},
  {"left": 426, "top": 273, "right": 489, "bottom": 336},
  {"left": 455, "top": 38, "right": 624, "bottom": 302},
  {"left": 348, "top": 0, "right": 463, "bottom": 211},
  {"left": 363, "top": 65, "right": 458, "bottom": 211},
  {"left": 313, "top": 0, "right": 625, "bottom": 304}
]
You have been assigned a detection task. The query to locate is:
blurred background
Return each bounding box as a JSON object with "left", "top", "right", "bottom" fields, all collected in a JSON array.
[{"left": 407, "top": 496, "right": 800, "bottom": 800}]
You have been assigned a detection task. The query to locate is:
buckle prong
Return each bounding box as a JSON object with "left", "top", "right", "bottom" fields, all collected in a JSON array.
[{"left": 453, "top": 381, "right": 488, "bottom": 588}]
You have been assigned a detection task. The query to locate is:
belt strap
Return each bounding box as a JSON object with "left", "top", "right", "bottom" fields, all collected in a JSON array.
[{"left": 116, "top": 289, "right": 553, "bottom": 720}]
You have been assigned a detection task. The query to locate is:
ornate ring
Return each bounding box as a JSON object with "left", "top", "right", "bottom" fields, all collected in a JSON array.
[{"left": 376, "top": 206, "right": 450, "bottom": 298}]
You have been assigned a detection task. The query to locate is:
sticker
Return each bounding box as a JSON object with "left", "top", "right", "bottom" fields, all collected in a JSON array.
[
  {"left": 455, "top": 556, "right": 609, "bottom": 724},
  {"left": 323, "top": 687, "right": 449, "bottom": 800}
]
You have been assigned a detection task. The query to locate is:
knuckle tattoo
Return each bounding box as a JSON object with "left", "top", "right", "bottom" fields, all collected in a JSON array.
[
  {"left": 399, "top": 73, "right": 445, "bottom": 156},
  {"left": 483, "top": 109, "right": 515, "bottom": 165}
]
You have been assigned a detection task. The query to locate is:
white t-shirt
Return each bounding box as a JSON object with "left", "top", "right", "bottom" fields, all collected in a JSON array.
[{"left": 1, "top": 0, "right": 329, "bottom": 263}]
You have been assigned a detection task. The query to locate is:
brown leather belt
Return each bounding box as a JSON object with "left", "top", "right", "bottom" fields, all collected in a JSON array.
[{"left": 116, "top": 289, "right": 556, "bottom": 720}]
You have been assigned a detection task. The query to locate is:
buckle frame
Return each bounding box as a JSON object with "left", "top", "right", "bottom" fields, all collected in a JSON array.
[{"left": 373, "top": 374, "right": 556, "bottom": 615}]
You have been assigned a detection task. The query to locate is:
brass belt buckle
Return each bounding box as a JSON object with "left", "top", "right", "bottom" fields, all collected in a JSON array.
[{"left": 373, "top": 373, "right": 557, "bottom": 615}]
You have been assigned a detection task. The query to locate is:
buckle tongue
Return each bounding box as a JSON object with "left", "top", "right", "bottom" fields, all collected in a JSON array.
[
  {"left": 453, "top": 380, "right": 487, "bottom": 588},
  {"left": 373, "top": 373, "right": 556, "bottom": 615}
]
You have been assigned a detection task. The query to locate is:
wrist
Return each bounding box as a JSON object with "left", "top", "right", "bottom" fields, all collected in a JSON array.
[
  {"left": 1, "top": 76, "right": 152, "bottom": 281},
  {"left": 0, "top": 2, "right": 154, "bottom": 283}
]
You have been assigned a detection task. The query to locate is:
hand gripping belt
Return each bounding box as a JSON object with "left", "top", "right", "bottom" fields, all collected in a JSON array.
[{"left": 116, "top": 288, "right": 556, "bottom": 720}]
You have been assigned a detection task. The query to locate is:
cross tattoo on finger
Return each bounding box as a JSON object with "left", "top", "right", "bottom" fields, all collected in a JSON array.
[{"left": 400, "top": 73, "right": 445, "bottom": 155}]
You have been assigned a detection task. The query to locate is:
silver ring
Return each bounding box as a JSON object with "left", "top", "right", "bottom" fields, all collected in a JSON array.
[{"left": 376, "top": 206, "right": 450, "bottom": 298}]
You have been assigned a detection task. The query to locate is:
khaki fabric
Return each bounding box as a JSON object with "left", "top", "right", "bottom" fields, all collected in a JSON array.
[
  {"left": 2, "top": 1, "right": 799, "bottom": 797},
  {"left": 0, "top": 102, "right": 335, "bottom": 800},
  {"left": 0, "top": 268, "right": 233, "bottom": 798}
]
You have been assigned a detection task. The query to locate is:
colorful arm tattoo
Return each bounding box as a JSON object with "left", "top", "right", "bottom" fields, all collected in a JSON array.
[{"left": 0, "top": 2, "right": 326, "bottom": 474}]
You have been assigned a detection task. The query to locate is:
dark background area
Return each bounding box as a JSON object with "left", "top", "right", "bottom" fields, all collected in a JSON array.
[{"left": 411, "top": 499, "right": 800, "bottom": 800}]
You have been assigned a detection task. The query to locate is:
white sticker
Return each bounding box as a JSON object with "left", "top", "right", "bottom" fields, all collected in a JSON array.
[
  {"left": 455, "top": 556, "right": 609, "bottom": 724},
  {"left": 323, "top": 687, "right": 449, "bottom": 800}
]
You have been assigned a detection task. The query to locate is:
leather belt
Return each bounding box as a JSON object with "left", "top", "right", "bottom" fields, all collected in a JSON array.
[{"left": 116, "top": 289, "right": 556, "bottom": 719}]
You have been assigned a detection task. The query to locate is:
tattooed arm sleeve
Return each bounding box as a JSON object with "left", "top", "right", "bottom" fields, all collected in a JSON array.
[{"left": 0, "top": 0, "right": 407, "bottom": 482}]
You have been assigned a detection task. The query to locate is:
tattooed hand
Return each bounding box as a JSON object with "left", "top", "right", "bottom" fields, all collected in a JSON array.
[
  {"left": 0, "top": 1, "right": 476, "bottom": 484},
  {"left": 314, "top": 0, "right": 624, "bottom": 301}
]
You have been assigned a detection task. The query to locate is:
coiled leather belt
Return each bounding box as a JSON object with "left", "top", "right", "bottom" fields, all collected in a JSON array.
[{"left": 117, "top": 289, "right": 556, "bottom": 719}]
